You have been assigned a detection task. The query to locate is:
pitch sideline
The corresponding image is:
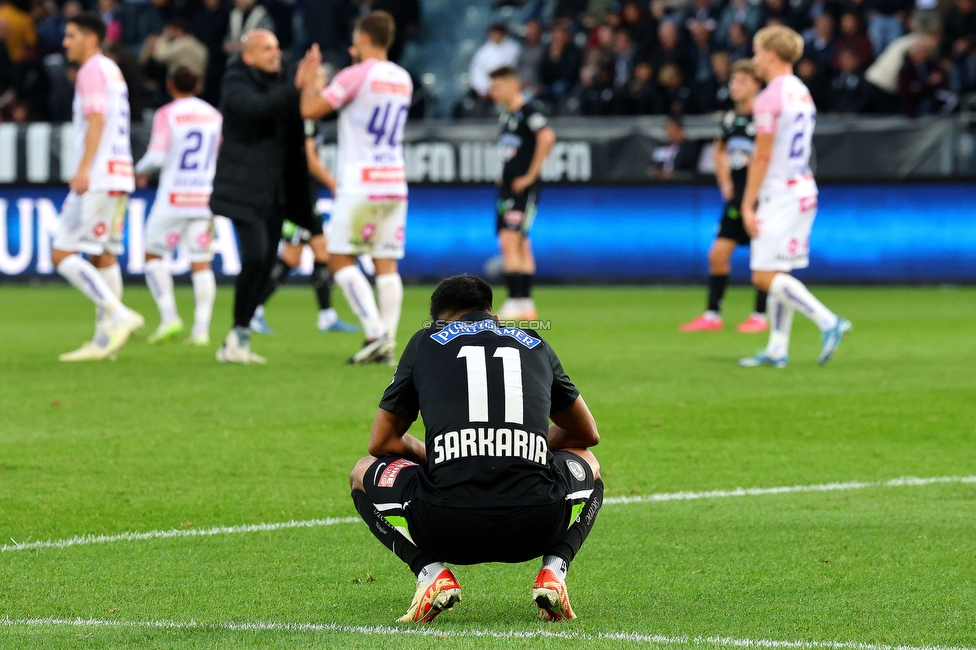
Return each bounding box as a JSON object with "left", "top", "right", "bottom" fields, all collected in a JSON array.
[
  {"left": 0, "top": 616, "right": 973, "bottom": 650},
  {"left": 3, "top": 475, "right": 974, "bottom": 554}
]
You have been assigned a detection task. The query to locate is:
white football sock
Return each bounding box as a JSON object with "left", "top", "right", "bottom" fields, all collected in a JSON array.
[
  {"left": 144, "top": 259, "right": 179, "bottom": 324},
  {"left": 317, "top": 308, "right": 338, "bottom": 329},
  {"left": 417, "top": 561, "right": 446, "bottom": 583},
  {"left": 334, "top": 265, "right": 386, "bottom": 340},
  {"left": 376, "top": 272, "right": 403, "bottom": 342},
  {"left": 769, "top": 273, "right": 838, "bottom": 332},
  {"left": 765, "top": 292, "right": 795, "bottom": 360},
  {"left": 254, "top": 304, "right": 265, "bottom": 318},
  {"left": 57, "top": 255, "right": 123, "bottom": 313},
  {"left": 191, "top": 269, "right": 216, "bottom": 337},
  {"left": 93, "top": 263, "right": 123, "bottom": 340},
  {"left": 542, "top": 554, "right": 568, "bottom": 581}
]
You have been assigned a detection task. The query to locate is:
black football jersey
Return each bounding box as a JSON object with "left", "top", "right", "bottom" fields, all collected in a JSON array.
[
  {"left": 498, "top": 104, "right": 548, "bottom": 188},
  {"left": 379, "top": 311, "right": 579, "bottom": 508},
  {"left": 720, "top": 110, "right": 756, "bottom": 206}
]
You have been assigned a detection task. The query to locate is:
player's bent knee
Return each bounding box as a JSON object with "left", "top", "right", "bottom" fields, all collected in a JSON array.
[
  {"left": 350, "top": 456, "right": 377, "bottom": 492},
  {"left": 565, "top": 448, "right": 600, "bottom": 481}
]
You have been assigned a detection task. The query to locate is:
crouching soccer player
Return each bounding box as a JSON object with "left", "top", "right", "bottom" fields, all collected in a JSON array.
[
  {"left": 740, "top": 26, "right": 851, "bottom": 368},
  {"left": 349, "top": 275, "right": 603, "bottom": 623}
]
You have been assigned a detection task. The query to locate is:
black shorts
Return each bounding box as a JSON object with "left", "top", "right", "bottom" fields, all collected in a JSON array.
[
  {"left": 361, "top": 451, "right": 595, "bottom": 565},
  {"left": 717, "top": 201, "right": 750, "bottom": 245},
  {"left": 496, "top": 184, "right": 540, "bottom": 235}
]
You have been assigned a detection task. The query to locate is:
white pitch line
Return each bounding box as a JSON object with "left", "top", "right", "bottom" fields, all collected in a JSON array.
[
  {"left": 0, "top": 617, "right": 973, "bottom": 650},
  {"left": 3, "top": 475, "right": 974, "bottom": 554}
]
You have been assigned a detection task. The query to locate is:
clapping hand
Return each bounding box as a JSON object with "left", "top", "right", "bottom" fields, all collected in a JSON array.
[{"left": 295, "top": 44, "right": 322, "bottom": 90}]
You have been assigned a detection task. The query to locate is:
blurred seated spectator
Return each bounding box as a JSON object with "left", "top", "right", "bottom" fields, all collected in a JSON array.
[
  {"left": 610, "top": 27, "right": 636, "bottom": 89},
  {"left": 539, "top": 22, "right": 582, "bottom": 102},
  {"left": 799, "top": 0, "right": 844, "bottom": 35},
  {"left": 517, "top": 19, "right": 544, "bottom": 94},
  {"left": 898, "top": 35, "right": 948, "bottom": 115},
  {"left": 804, "top": 14, "right": 839, "bottom": 71},
  {"left": 369, "top": 0, "right": 421, "bottom": 63},
  {"left": 651, "top": 115, "right": 700, "bottom": 180},
  {"left": 106, "top": 41, "right": 147, "bottom": 121},
  {"left": 97, "top": 0, "right": 123, "bottom": 44},
  {"left": 764, "top": 0, "right": 798, "bottom": 29},
  {"left": 582, "top": 22, "right": 613, "bottom": 79},
  {"left": 795, "top": 56, "right": 832, "bottom": 109},
  {"left": 716, "top": 0, "right": 765, "bottom": 48},
  {"left": 942, "top": 0, "right": 976, "bottom": 57},
  {"left": 834, "top": 12, "right": 875, "bottom": 66},
  {"left": 553, "top": 0, "right": 588, "bottom": 23},
  {"left": 657, "top": 62, "right": 692, "bottom": 114},
  {"left": 726, "top": 22, "right": 753, "bottom": 61},
  {"left": 469, "top": 23, "right": 520, "bottom": 100},
  {"left": 687, "top": 20, "right": 715, "bottom": 104},
  {"left": 866, "top": 0, "right": 911, "bottom": 57},
  {"left": 0, "top": 0, "right": 37, "bottom": 63},
  {"left": 864, "top": 29, "right": 938, "bottom": 112},
  {"left": 624, "top": 60, "right": 663, "bottom": 114},
  {"left": 579, "top": 65, "right": 615, "bottom": 115},
  {"left": 141, "top": 18, "right": 208, "bottom": 80},
  {"left": 651, "top": 20, "right": 687, "bottom": 71},
  {"left": 830, "top": 47, "right": 871, "bottom": 111},
  {"left": 683, "top": 0, "right": 719, "bottom": 33},
  {"left": 303, "top": 0, "right": 356, "bottom": 68},
  {"left": 36, "top": 0, "right": 78, "bottom": 56},
  {"left": 691, "top": 47, "right": 732, "bottom": 113},
  {"left": 190, "top": 0, "right": 229, "bottom": 106},
  {"left": 224, "top": 0, "right": 274, "bottom": 57}
]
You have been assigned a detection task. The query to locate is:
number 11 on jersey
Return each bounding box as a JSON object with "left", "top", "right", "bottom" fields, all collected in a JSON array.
[{"left": 457, "top": 346, "right": 524, "bottom": 425}]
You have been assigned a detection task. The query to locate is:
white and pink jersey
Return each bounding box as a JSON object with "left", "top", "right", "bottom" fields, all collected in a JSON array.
[
  {"left": 135, "top": 97, "right": 222, "bottom": 218},
  {"left": 71, "top": 53, "right": 135, "bottom": 193},
  {"left": 753, "top": 74, "right": 818, "bottom": 203},
  {"left": 321, "top": 58, "right": 413, "bottom": 197}
]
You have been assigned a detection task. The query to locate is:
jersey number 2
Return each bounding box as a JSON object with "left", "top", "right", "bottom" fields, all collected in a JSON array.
[{"left": 457, "top": 346, "right": 524, "bottom": 425}]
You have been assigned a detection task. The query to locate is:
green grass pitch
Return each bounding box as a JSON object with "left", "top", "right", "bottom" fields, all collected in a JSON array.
[{"left": 1, "top": 283, "right": 974, "bottom": 649}]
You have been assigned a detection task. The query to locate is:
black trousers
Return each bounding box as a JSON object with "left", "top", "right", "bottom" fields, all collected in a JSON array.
[{"left": 231, "top": 212, "right": 284, "bottom": 328}]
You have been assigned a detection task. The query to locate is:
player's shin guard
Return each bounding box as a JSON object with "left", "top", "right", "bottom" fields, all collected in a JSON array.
[
  {"left": 191, "top": 269, "right": 216, "bottom": 337},
  {"left": 769, "top": 273, "right": 838, "bottom": 332},
  {"left": 545, "top": 478, "right": 604, "bottom": 566},
  {"left": 765, "top": 292, "right": 795, "bottom": 360},
  {"left": 311, "top": 262, "right": 333, "bottom": 310},
  {"left": 376, "top": 273, "right": 403, "bottom": 342},
  {"left": 707, "top": 274, "right": 729, "bottom": 313},
  {"left": 145, "top": 259, "right": 179, "bottom": 323},
  {"left": 334, "top": 265, "right": 386, "bottom": 340},
  {"left": 351, "top": 490, "right": 437, "bottom": 576},
  {"left": 57, "top": 254, "right": 124, "bottom": 313}
]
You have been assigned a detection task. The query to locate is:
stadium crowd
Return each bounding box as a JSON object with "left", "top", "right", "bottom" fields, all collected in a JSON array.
[{"left": 0, "top": 0, "right": 973, "bottom": 122}]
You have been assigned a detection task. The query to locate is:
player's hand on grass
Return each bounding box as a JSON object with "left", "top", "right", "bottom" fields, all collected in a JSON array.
[
  {"left": 743, "top": 204, "right": 758, "bottom": 238},
  {"left": 69, "top": 168, "right": 90, "bottom": 195},
  {"left": 511, "top": 175, "right": 533, "bottom": 194}
]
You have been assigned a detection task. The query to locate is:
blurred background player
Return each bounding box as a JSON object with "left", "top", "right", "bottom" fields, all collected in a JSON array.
[
  {"left": 249, "top": 69, "right": 356, "bottom": 336},
  {"left": 489, "top": 66, "right": 556, "bottom": 322},
  {"left": 681, "top": 61, "right": 768, "bottom": 334},
  {"left": 135, "top": 66, "right": 221, "bottom": 347},
  {"left": 297, "top": 11, "right": 412, "bottom": 365},
  {"left": 52, "top": 13, "right": 143, "bottom": 362},
  {"left": 739, "top": 26, "right": 852, "bottom": 369}
]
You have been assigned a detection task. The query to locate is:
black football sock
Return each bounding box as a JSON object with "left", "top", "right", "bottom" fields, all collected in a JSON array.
[
  {"left": 506, "top": 272, "right": 522, "bottom": 299},
  {"left": 755, "top": 289, "right": 768, "bottom": 315},
  {"left": 311, "top": 262, "right": 333, "bottom": 311},
  {"left": 707, "top": 274, "right": 729, "bottom": 313},
  {"left": 523, "top": 273, "right": 534, "bottom": 299},
  {"left": 257, "top": 257, "right": 291, "bottom": 307},
  {"left": 545, "top": 478, "right": 604, "bottom": 566},
  {"left": 351, "top": 490, "right": 436, "bottom": 577}
]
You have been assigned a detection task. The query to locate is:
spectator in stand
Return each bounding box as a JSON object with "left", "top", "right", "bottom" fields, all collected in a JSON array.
[
  {"left": 517, "top": 18, "right": 544, "bottom": 94},
  {"left": 225, "top": 0, "right": 274, "bottom": 57},
  {"left": 657, "top": 62, "right": 692, "bottom": 114},
  {"left": 864, "top": 28, "right": 939, "bottom": 112},
  {"left": 190, "top": 0, "right": 229, "bottom": 106},
  {"left": 625, "top": 60, "right": 662, "bottom": 114},
  {"left": 683, "top": 0, "right": 719, "bottom": 33},
  {"left": 834, "top": 12, "right": 875, "bottom": 66},
  {"left": 651, "top": 115, "right": 700, "bottom": 179},
  {"left": 143, "top": 18, "right": 208, "bottom": 81},
  {"left": 830, "top": 46, "right": 872, "bottom": 111},
  {"left": 581, "top": 22, "right": 613, "bottom": 80},
  {"left": 368, "top": 0, "right": 421, "bottom": 63},
  {"left": 97, "top": 0, "right": 122, "bottom": 44},
  {"left": 944, "top": 0, "right": 976, "bottom": 92},
  {"left": 468, "top": 23, "right": 520, "bottom": 100},
  {"left": 687, "top": 20, "right": 715, "bottom": 112},
  {"left": 0, "top": 0, "right": 37, "bottom": 63},
  {"left": 553, "top": 0, "right": 588, "bottom": 23},
  {"left": 726, "top": 22, "right": 753, "bottom": 61},
  {"left": 866, "top": 0, "right": 912, "bottom": 56},
  {"left": 36, "top": 0, "right": 77, "bottom": 56},
  {"left": 708, "top": 50, "right": 735, "bottom": 112},
  {"left": 805, "top": 14, "right": 839, "bottom": 71},
  {"left": 799, "top": 0, "right": 844, "bottom": 35},
  {"left": 106, "top": 40, "right": 146, "bottom": 121},
  {"left": 303, "top": 0, "right": 355, "bottom": 68},
  {"left": 618, "top": 0, "right": 655, "bottom": 59},
  {"left": 716, "top": 0, "right": 765, "bottom": 49},
  {"left": 540, "top": 22, "right": 582, "bottom": 103},
  {"left": 796, "top": 56, "right": 832, "bottom": 109},
  {"left": 610, "top": 27, "right": 636, "bottom": 89},
  {"left": 651, "top": 20, "right": 687, "bottom": 71},
  {"left": 764, "top": 0, "right": 797, "bottom": 29},
  {"left": 898, "top": 35, "right": 947, "bottom": 115},
  {"left": 579, "top": 64, "right": 615, "bottom": 115}
]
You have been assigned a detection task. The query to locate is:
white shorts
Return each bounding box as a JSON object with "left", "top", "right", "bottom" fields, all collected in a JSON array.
[
  {"left": 145, "top": 211, "right": 214, "bottom": 263},
  {"left": 750, "top": 195, "right": 818, "bottom": 272},
  {"left": 328, "top": 193, "right": 407, "bottom": 259},
  {"left": 52, "top": 191, "right": 128, "bottom": 256}
]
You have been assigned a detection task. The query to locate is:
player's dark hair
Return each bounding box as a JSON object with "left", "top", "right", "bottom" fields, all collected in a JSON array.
[
  {"left": 488, "top": 23, "right": 507, "bottom": 36},
  {"left": 489, "top": 66, "right": 518, "bottom": 79},
  {"left": 169, "top": 66, "right": 199, "bottom": 94},
  {"left": 356, "top": 10, "right": 396, "bottom": 49},
  {"left": 67, "top": 12, "right": 107, "bottom": 44},
  {"left": 430, "top": 275, "right": 494, "bottom": 320}
]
